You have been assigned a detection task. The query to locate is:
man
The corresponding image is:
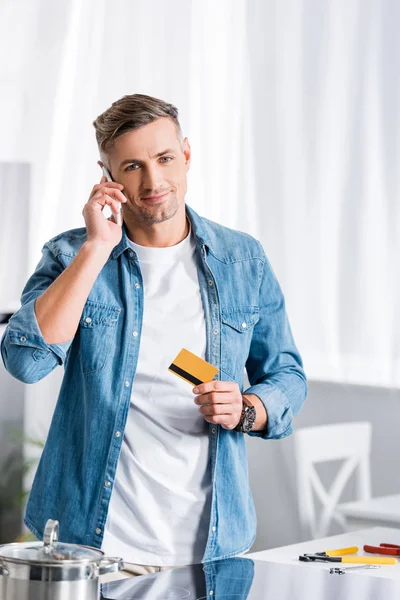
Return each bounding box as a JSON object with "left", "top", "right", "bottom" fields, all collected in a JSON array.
[{"left": 1, "top": 94, "right": 307, "bottom": 577}]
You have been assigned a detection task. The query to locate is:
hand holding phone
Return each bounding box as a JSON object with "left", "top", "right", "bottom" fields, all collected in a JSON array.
[{"left": 102, "top": 166, "right": 122, "bottom": 226}]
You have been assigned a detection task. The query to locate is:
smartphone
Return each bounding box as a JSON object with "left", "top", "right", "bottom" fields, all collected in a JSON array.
[{"left": 102, "top": 166, "right": 122, "bottom": 226}]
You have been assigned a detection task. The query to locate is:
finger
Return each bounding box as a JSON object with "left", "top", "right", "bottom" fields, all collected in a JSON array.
[
  {"left": 104, "top": 187, "right": 127, "bottom": 204},
  {"left": 90, "top": 181, "right": 124, "bottom": 199},
  {"left": 199, "top": 404, "right": 234, "bottom": 416},
  {"left": 204, "top": 415, "right": 236, "bottom": 427},
  {"left": 193, "top": 381, "right": 237, "bottom": 395},
  {"left": 194, "top": 391, "right": 235, "bottom": 406},
  {"left": 103, "top": 196, "right": 122, "bottom": 216},
  {"left": 110, "top": 206, "right": 123, "bottom": 224},
  {"left": 93, "top": 180, "right": 124, "bottom": 190},
  {"left": 109, "top": 213, "right": 120, "bottom": 225},
  {"left": 110, "top": 201, "right": 122, "bottom": 216},
  {"left": 88, "top": 193, "right": 119, "bottom": 214},
  {"left": 221, "top": 422, "right": 238, "bottom": 430},
  {"left": 90, "top": 186, "right": 126, "bottom": 204},
  {"left": 90, "top": 188, "right": 127, "bottom": 207},
  {"left": 88, "top": 192, "right": 109, "bottom": 209}
]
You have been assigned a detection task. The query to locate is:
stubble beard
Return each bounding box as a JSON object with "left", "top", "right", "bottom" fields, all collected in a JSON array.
[{"left": 124, "top": 193, "right": 180, "bottom": 225}]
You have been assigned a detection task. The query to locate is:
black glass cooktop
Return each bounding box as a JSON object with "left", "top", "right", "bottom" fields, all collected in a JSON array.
[{"left": 101, "top": 557, "right": 400, "bottom": 599}]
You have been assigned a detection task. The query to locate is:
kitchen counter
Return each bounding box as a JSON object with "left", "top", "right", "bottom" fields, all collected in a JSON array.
[
  {"left": 99, "top": 529, "right": 400, "bottom": 599},
  {"left": 100, "top": 527, "right": 400, "bottom": 600},
  {"left": 247, "top": 526, "right": 400, "bottom": 580}
]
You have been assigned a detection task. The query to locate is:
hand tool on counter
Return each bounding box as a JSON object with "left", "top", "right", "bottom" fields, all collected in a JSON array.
[
  {"left": 302, "top": 546, "right": 358, "bottom": 559},
  {"left": 299, "top": 544, "right": 397, "bottom": 566},
  {"left": 364, "top": 543, "right": 400, "bottom": 556},
  {"left": 330, "top": 565, "right": 381, "bottom": 575}
]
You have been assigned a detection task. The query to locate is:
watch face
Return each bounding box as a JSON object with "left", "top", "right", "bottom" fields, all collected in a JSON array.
[
  {"left": 234, "top": 398, "right": 257, "bottom": 432},
  {"left": 243, "top": 405, "right": 256, "bottom": 432}
]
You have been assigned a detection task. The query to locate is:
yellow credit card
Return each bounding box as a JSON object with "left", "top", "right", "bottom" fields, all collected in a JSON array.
[{"left": 168, "top": 348, "right": 218, "bottom": 386}]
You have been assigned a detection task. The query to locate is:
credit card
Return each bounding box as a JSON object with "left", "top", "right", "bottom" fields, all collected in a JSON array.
[{"left": 168, "top": 348, "right": 218, "bottom": 386}]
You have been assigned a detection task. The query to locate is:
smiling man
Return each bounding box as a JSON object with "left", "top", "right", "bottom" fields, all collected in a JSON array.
[{"left": 1, "top": 94, "right": 307, "bottom": 578}]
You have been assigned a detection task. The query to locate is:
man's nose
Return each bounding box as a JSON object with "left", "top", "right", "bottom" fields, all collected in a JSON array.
[{"left": 141, "top": 164, "right": 164, "bottom": 192}]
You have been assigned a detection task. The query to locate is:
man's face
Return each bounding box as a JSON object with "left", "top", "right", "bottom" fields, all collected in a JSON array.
[{"left": 107, "top": 117, "right": 191, "bottom": 226}]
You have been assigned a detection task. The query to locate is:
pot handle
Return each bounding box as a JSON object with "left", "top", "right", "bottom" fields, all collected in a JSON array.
[
  {"left": 0, "top": 560, "right": 9, "bottom": 577},
  {"left": 43, "top": 519, "right": 59, "bottom": 554},
  {"left": 98, "top": 557, "right": 124, "bottom": 575}
]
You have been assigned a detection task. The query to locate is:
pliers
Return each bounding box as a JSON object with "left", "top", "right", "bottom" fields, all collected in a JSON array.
[
  {"left": 299, "top": 546, "right": 358, "bottom": 563},
  {"left": 364, "top": 543, "right": 400, "bottom": 557},
  {"left": 299, "top": 545, "right": 397, "bottom": 565}
]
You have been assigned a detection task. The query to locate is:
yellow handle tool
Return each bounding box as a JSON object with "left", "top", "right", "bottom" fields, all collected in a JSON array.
[
  {"left": 325, "top": 547, "right": 359, "bottom": 557},
  {"left": 300, "top": 547, "right": 397, "bottom": 565},
  {"left": 342, "top": 556, "right": 397, "bottom": 565}
]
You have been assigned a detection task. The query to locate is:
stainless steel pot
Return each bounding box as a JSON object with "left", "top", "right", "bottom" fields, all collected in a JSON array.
[{"left": 0, "top": 519, "right": 123, "bottom": 600}]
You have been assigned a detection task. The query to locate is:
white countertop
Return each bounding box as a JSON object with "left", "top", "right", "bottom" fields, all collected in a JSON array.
[
  {"left": 247, "top": 526, "right": 400, "bottom": 580},
  {"left": 99, "top": 526, "right": 400, "bottom": 587}
]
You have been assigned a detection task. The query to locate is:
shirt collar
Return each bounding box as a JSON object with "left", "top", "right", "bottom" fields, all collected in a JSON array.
[{"left": 109, "top": 204, "right": 213, "bottom": 260}]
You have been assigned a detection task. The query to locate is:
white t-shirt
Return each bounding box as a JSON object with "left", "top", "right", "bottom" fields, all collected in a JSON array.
[{"left": 102, "top": 229, "right": 212, "bottom": 566}]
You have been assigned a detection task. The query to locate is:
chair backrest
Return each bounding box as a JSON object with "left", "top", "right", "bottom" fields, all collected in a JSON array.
[{"left": 294, "top": 421, "right": 372, "bottom": 540}]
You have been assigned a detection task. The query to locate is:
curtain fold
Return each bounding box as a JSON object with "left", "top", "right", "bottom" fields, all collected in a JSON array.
[{"left": 1, "top": 0, "right": 398, "bottom": 387}]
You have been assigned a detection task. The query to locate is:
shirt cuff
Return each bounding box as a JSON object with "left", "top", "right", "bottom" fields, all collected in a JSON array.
[
  {"left": 243, "top": 381, "right": 293, "bottom": 440},
  {"left": 7, "top": 298, "right": 70, "bottom": 364}
]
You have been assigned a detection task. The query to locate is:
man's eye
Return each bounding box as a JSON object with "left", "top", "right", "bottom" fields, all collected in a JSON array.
[
  {"left": 160, "top": 157, "right": 173, "bottom": 163},
  {"left": 126, "top": 164, "right": 140, "bottom": 171}
]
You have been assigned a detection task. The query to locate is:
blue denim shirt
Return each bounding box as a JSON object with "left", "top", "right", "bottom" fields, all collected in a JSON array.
[{"left": 1, "top": 205, "right": 307, "bottom": 561}]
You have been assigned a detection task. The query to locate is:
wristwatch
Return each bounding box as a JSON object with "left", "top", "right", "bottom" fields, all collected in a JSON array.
[{"left": 234, "top": 396, "right": 256, "bottom": 433}]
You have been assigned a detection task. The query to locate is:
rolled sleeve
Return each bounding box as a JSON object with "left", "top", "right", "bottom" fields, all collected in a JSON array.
[
  {"left": 244, "top": 382, "right": 294, "bottom": 440},
  {"left": 7, "top": 298, "right": 70, "bottom": 362},
  {"left": 1, "top": 243, "right": 72, "bottom": 383}
]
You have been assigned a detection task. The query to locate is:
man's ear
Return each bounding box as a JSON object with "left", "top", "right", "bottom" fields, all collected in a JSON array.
[{"left": 183, "top": 138, "right": 191, "bottom": 169}]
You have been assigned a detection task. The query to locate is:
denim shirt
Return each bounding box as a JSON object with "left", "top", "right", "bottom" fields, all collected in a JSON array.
[{"left": 1, "top": 205, "right": 307, "bottom": 561}]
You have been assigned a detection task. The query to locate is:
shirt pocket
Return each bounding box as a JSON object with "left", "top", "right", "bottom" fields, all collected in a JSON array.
[
  {"left": 78, "top": 300, "right": 121, "bottom": 375},
  {"left": 220, "top": 308, "right": 259, "bottom": 380}
]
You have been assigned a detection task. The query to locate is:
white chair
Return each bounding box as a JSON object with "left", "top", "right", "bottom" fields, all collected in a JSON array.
[{"left": 294, "top": 421, "right": 372, "bottom": 540}]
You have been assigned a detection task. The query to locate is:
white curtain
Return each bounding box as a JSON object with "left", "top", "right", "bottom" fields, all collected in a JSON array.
[
  {"left": 1, "top": 0, "right": 399, "bottom": 393},
  {"left": 247, "top": 0, "right": 400, "bottom": 388}
]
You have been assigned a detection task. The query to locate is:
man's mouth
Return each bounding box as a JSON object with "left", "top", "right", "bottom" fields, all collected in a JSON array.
[{"left": 141, "top": 191, "right": 170, "bottom": 203}]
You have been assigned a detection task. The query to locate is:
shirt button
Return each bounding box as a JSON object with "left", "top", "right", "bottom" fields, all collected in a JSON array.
[
  {"left": 85, "top": 317, "right": 92, "bottom": 324},
  {"left": 105, "top": 481, "right": 111, "bottom": 488},
  {"left": 210, "top": 591, "right": 214, "bottom": 596},
  {"left": 208, "top": 280, "right": 213, "bottom": 286},
  {"left": 20, "top": 336, "right": 26, "bottom": 342},
  {"left": 134, "top": 283, "right": 141, "bottom": 289},
  {"left": 132, "top": 331, "right": 138, "bottom": 338},
  {"left": 115, "top": 431, "right": 121, "bottom": 438},
  {"left": 211, "top": 427, "right": 217, "bottom": 435},
  {"left": 96, "top": 528, "right": 101, "bottom": 535},
  {"left": 129, "top": 251, "right": 134, "bottom": 257},
  {"left": 124, "top": 381, "right": 130, "bottom": 387},
  {"left": 241, "top": 322, "right": 247, "bottom": 329},
  {"left": 213, "top": 329, "right": 218, "bottom": 335},
  {"left": 212, "top": 526, "right": 216, "bottom": 532}
]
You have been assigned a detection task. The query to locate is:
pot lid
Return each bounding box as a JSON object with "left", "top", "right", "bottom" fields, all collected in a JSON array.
[{"left": 0, "top": 520, "right": 103, "bottom": 565}]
